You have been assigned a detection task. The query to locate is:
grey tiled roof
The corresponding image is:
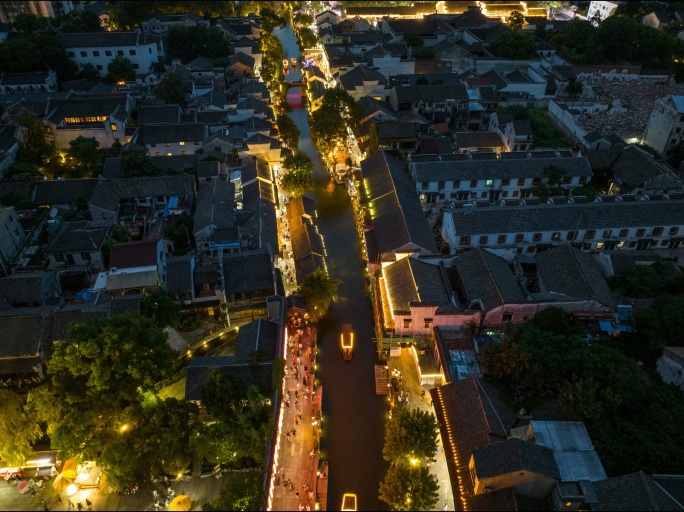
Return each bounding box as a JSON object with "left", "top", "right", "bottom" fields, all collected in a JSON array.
[
  {"left": 89, "top": 175, "right": 195, "bottom": 212},
  {"left": 222, "top": 249, "right": 274, "bottom": 294},
  {"left": 0, "top": 272, "right": 56, "bottom": 307},
  {"left": 393, "top": 83, "right": 468, "bottom": 103},
  {"left": 454, "top": 131, "right": 503, "bottom": 148},
  {"left": 610, "top": 146, "right": 682, "bottom": 189},
  {"left": 413, "top": 156, "right": 592, "bottom": 182},
  {"left": 185, "top": 357, "right": 274, "bottom": 400},
  {"left": 383, "top": 256, "right": 452, "bottom": 314},
  {"left": 446, "top": 200, "right": 684, "bottom": 236},
  {"left": 1, "top": 71, "right": 51, "bottom": 86},
  {"left": 45, "top": 221, "right": 109, "bottom": 254},
  {"left": 134, "top": 123, "right": 207, "bottom": 145},
  {"left": 165, "top": 256, "right": 194, "bottom": 294},
  {"left": 472, "top": 438, "right": 559, "bottom": 480},
  {"left": 592, "top": 471, "right": 684, "bottom": 511},
  {"left": 193, "top": 178, "right": 235, "bottom": 235},
  {"left": 235, "top": 198, "right": 278, "bottom": 253},
  {"left": 374, "top": 121, "right": 415, "bottom": 141},
  {"left": 110, "top": 294, "right": 142, "bottom": 316},
  {"left": 229, "top": 52, "right": 255, "bottom": 69},
  {"left": 362, "top": 151, "right": 437, "bottom": 255},
  {"left": 33, "top": 179, "right": 100, "bottom": 206},
  {"left": 536, "top": 245, "right": 615, "bottom": 308},
  {"left": 137, "top": 105, "right": 181, "bottom": 125},
  {"left": 46, "top": 96, "right": 128, "bottom": 123},
  {"left": 453, "top": 248, "right": 525, "bottom": 310},
  {"left": 0, "top": 312, "right": 51, "bottom": 361},
  {"left": 235, "top": 318, "right": 279, "bottom": 360},
  {"left": 338, "top": 65, "right": 387, "bottom": 91},
  {"left": 52, "top": 302, "right": 110, "bottom": 341}
]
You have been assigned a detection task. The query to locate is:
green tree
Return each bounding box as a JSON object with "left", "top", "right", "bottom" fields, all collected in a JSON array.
[
  {"left": 120, "top": 147, "right": 161, "bottom": 177},
  {"left": 0, "top": 32, "right": 77, "bottom": 81},
  {"left": 0, "top": 390, "right": 43, "bottom": 466},
  {"left": 15, "top": 109, "right": 54, "bottom": 165},
  {"left": 12, "top": 12, "right": 48, "bottom": 33},
  {"left": 154, "top": 72, "right": 188, "bottom": 108},
  {"left": 299, "top": 13, "right": 314, "bottom": 25},
  {"left": 164, "top": 25, "right": 232, "bottom": 63},
  {"left": 4, "top": 161, "right": 43, "bottom": 182},
  {"left": 530, "top": 306, "right": 579, "bottom": 336},
  {"left": 491, "top": 31, "right": 538, "bottom": 59},
  {"left": 508, "top": 10, "right": 525, "bottom": 31},
  {"left": 403, "top": 33, "right": 424, "bottom": 47},
  {"left": 635, "top": 294, "right": 684, "bottom": 355},
  {"left": 260, "top": 7, "right": 287, "bottom": 32},
  {"left": 540, "top": 1, "right": 569, "bottom": 18},
  {"left": 284, "top": 151, "right": 313, "bottom": 174},
  {"left": 281, "top": 151, "right": 314, "bottom": 197},
  {"left": 99, "top": 440, "right": 137, "bottom": 489},
  {"left": 102, "top": 225, "right": 132, "bottom": 267},
  {"left": 607, "top": 264, "right": 665, "bottom": 298},
  {"left": 56, "top": 9, "right": 103, "bottom": 32},
  {"left": 383, "top": 407, "right": 439, "bottom": 463},
  {"left": 297, "top": 268, "right": 341, "bottom": 322},
  {"left": 298, "top": 26, "right": 319, "bottom": 48},
  {"left": 67, "top": 136, "right": 101, "bottom": 170},
  {"left": 379, "top": 464, "right": 439, "bottom": 511},
  {"left": 277, "top": 114, "right": 301, "bottom": 149},
  {"left": 141, "top": 287, "right": 180, "bottom": 328},
  {"left": 77, "top": 63, "right": 100, "bottom": 81},
  {"left": 550, "top": 20, "right": 601, "bottom": 63},
  {"left": 164, "top": 213, "right": 194, "bottom": 252},
  {"left": 203, "top": 471, "right": 265, "bottom": 511},
  {"left": 25, "top": 385, "right": 63, "bottom": 435},
  {"left": 202, "top": 371, "right": 248, "bottom": 422},
  {"left": 106, "top": 55, "right": 136, "bottom": 84}
]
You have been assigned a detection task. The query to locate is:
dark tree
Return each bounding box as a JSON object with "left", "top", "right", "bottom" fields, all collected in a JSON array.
[
  {"left": 106, "top": 56, "right": 136, "bottom": 84},
  {"left": 164, "top": 25, "right": 231, "bottom": 63},
  {"left": 508, "top": 10, "right": 525, "bottom": 31},
  {"left": 277, "top": 114, "right": 301, "bottom": 149},
  {"left": 141, "top": 287, "right": 180, "bottom": 328},
  {"left": 491, "top": 31, "right": 538, "bottom": 59},
  {"left": 154, "top": 73, "right": 187, "bottom": 108}
]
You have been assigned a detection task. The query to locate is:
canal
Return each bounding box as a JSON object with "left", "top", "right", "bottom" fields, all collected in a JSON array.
[{"left": 273, "top": 22, "right": 388, "bottom": 510}]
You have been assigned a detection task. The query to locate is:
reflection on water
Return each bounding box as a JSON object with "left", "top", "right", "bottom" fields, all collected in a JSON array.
[{"left": 288, "top": 102, "right": 389, "bottom": 510}]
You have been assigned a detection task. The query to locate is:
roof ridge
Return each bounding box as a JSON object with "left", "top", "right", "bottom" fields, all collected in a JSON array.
[
  {"left": 477, "top": 248, "right": 504, "bottom": 306},
  {"left": 640, "top": 471, "right": 660, "bottom": 511},
  {"left": 474, "top": 376, "right": 508, "bottom": 437},
  {"left": 567, "top": 245, "right": 596, "bottom": 300}
]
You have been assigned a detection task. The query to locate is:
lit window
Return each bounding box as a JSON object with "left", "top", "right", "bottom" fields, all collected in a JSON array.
[
  {"left": 167, "top": 152, "right": 172, "bottom": 156},
  {"left": 165, "top": 143, "right": 171, "bottom": 147},
  {"left": 111, "top": 124, "right": 117, "bottom": 132},
  {"left": 596, "top": 242, "right": 604, "bottom": 249},
  {"left": 155, "top": 152, "right": 160, "bottom": 156},
  {"left": 179, "top": 141, "right": 185, "bottom": 146},
  {"left": 485, "top": 179, "right": 493, "bottom": 187}
]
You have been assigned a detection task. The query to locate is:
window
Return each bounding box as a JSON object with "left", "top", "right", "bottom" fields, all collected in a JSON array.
[
  {"left": 403, "top": 319, "right": 411, "bottom": 328},
  {"left": 653, "top": 227, "right": 664, "bottom": 236},
  {"left": 93, "top": 51, "right": 100, "bottom": 57},
  {"left": 661, "top": 239, "right": 669, "bottom": 246},
  {"left": 532, "top": 177, "right": 542, "bottom": 185},
  {"left": 518, "top": 178, "right": 525, "bottom": 186},
  {"left": 479, "top": 235, "right": 488, "bottom": 244},
  {"left": 449, "top": 192, "right": 458, "bottom": 199},
  {"left": 498, "top": 234, "right": 507, "bottom": 244},
  {"left": 552, "top": 232, "right": 561, "bottom": 241},
  {"left": 68, "top": 51, "right": 75, "bottom": 57},
  {"left": 421, "top": 181, "right": 429, "bottom": 190},
  {"left": 194, "top": 141, "right": 200, "bottom": 145},
  {"left": 111, "top": 124, "right": 117, "bottom": 132},
  {"left": 155, "top": 152, "right": 160, "bottom": 156},
  {"left": 453, "top": 180, "right": 460, "bottom": 188},
  {"left": 596, "top": 242, "right": 604, "bottom": 249},
  {"left": 181, "top": 151, "right": 186, "bottom": 155},
  {"left": 165, "top": 142, "right": 171, "bottom": 147},
  {"left": 502, "top": 178, "right": 510, "bottom": 186},
  {"left": 105, "top": 50, "right": 112, "bottom": 57},
  {"left": 502, "top": 313, "right": 513, "bottom": 322},
  {"left": 8, "top": 215, "right": 13, "bottom": 223},
  {"left": 603, "top": 229, "right": 612, "bottom": 239},
  {"left": 470, "top": 179, "right": 477, "bottom": 187},
  {"left": 179, "top": 141, "right": 185, "bottom": 146},
  {"left": 80, "top": 51, "right": 87, "bottom": 57},
  {"left": 149, "top": 48, "right": 153, "bottom": 53},
  {"left": 670, "top": 227, "right": 680, "bottom": 235},
  {"left": 167, "top": 152, "right": 172, "bottom": 156},
  {"left": 526, "top": 246, "right": 535, "bottom": 253},
  {"left": 438, "top": 181, "right": 445, "bottom": 190},
  {"left": 533, "top": 233, "right": 542, "bottom": 242},
  {"left": 424, "top": 318, "right": 433, "bottom": 328},
  {"left": 620, "top": 229, "right": 629, "bottom": 237},
  {"left": 637, "top": 228, "right": 646, "bottom": 237},
  {"left": 512, "top": 190, "right": 519, "bottom": 197},
  {"left": 81, "top": 253, "right": 92, "bottom": 261},
  {"left": 117, "top": 50, "right": 124, "bottom": 56},
  {"left": 579, "top": 176, "right": 587, "bottom": 184},
  {"left": 151, "top": 143, "right": 156, "bottom": 147},
  {"left": 96, "top": 65, "right": 103, "bottom": 71},
  {"left": 502, "top": 191, "right": 508, "bottom": 198},
  {"left": 585, "top": 230, "right": 596, "bottom": 239},
  {"left": 55, "top": 254, "right": 65, "bottom": 262},
  {"left": 460, "top": 236, "right": 471, "bottom": 245},
  {"left": 485, "top": 179, "right": 493, "bottom": 187},
  {"left": 515, "top": 233, "right": 524, "bottom": 243},
  {"left": 129, "top": 49, "right": 136, "bottom": 56},
  {"left": 480, "top": 191, "right": 488, "bottom": 198}
]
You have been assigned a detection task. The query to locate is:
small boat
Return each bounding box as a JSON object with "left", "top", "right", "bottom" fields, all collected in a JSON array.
[
  {"left": 283, "top": 59, "right": 289, "bottom": 69},
  {"left": 291, "top": 57, "right": 298, "bottom": 68}
]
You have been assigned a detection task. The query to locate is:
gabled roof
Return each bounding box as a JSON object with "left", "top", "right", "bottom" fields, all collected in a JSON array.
[
  {"left": 33, "top": 178, "right": 100, "bottom": 206},
  {"left": 229, "top": 52, "right": 255, "bottom": 69},
  {"left": 453, "top": 248, "right": 525, "bottom": 310},
  {"left": 373, "top": 121, "right": 415, "bottom": 141},
  {"left": 165, "top": 255, "right": 194, "bottom": 294},
  {"left": 536, "top": 245, "right": 614, "bottom": 308},
  {"left": 52, "top": 302, "right": 110, "bottom": 341},
  {"left": 592, "top": 471, "right": 684, "bottom": 511},
  {"left": 358, "top": 95, "right": 397, "bottom": 120},
  {"left": 222, "top": 249, "right": 274, "bottom": 294},
  {"left": 109, "top": 238, "right": 160, "bottom": 270},
  {"left": 611, "top": 145, "right": 682, "bottom": 189},
  {"left": 454, "top": 131, "right": 503, "bottom": 149},
  {"left": 236, "top": 95, "right": 272, "bottom": 116},
  {"left": 246, "top": 132, "right": 280, "bottom": 150},
  {"left": 46, "top": 96, "right": 129, "bottom": 124},
  {"left": 110, "top": 293, "right": 142, "bottom": 316},
  {"left": 512, "top": 119, "right": 533, "bottom": 136},
  {"left": 472, "top": 438, "right": 559, "bottom": 480},
  {"left": 0, "top": 309, "right": 53, "bottom": 361},
  {"left": 185, "top": 356, "right": 274, "bottom": 401},
  {"left": 362, "top": 151, "right": 437, "bottom": 255},
  {"left": 0, "top": 271, "right": 56, "bottom": 307},
  {"left": 134, "top": 123, "right": 207, "bottom": 145},
  {"left": 45, "top": 221, "right": 109, "bottom": 254},
  {"left": 57, "top": 31, "right": 161, "bottom": 49},
  {"left": 393, "top": 83, "right": 468, "bottom": 103},
  {"left": 89, "top": 175, "right": 195, "bottom": 212},
  {"left": 383, "top": 256, "right": 452, "bottom": 314},
  {"left": 235, "top": 318, "right": 279, "bottom": 360},
  {"left": 338, "top": 65, "right": 387, "bottom": 91},
  {"left": 137, "top": 104, "right": 181, "bottom": 125},
  {"left": 193, "top": 178, "right": 235, "bottom": 234},
  {"left": 0, "top": 71, "right": 52, "bottom": 86}
]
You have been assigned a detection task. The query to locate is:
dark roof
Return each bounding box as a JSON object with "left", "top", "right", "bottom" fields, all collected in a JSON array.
[
  {"left": 493, "top": 110, "right": 514, "bottom": 126},
  {"left": 229, "top": 52, "right": 255, "bottom": 69},
  {"left": 57, "top": 31, "right": 161, "bottom": 49},
  {"left": 412, "top": 156, "right": 592, "bottom": 181},
  {"left": 235, "top": 318, "right": 279, "bottom": 360},
  {"left": 193, "top": 178, "right": 235, "bottom": 234},
  {"left": 362, "top": 151, "right": 438, "bottom": 255},
  {"left": 357, "top": 95, "right": 397, "bottom": 120},
  {"left": 185, "top": 356, "right": 274, "bottom": 400},
  {"left": 0, "top": 310, "right": 52, "bottom": 361},
  {"left": 393, "top": 83, "right": 468, "bottom": 103},
  {"left": 454, "top": 248, "right": 525, "bottom": 310},
  {"left": 446, "top": 200, "right": 684, "bottom": 236},
  {"left": 383, "top": 256, "right": 452, "bottom": 314},
  {"left": 45, "top": 221, "right": 109, "bottom": 254},
  {"left": 109, "top": 238, "right": 160, "bottom": 270},
  {"left": 652, "top": 475, "right": 684, "bottom": 508},
  {"left": 0, "top": 272, "right": 56, "bottom": 307},
  {"left": 110, "top": 294, "right": 142, "bottom": 316},
  {"left": 339, "top": 65, "right": 387, "bottom": 90},
  {"left": 33, "top": 179, "right": 99, "bottom": 206},
  {"left": 535, "top": 245, "right": 615, "bottom": 308},
  {"left": 89, "top": 175, "right": 195, "bottom": 212},
  {"left": 52, "top": 303, "right": 110, "bottom": 341},
  {"left": 373, "top": 121, "right": 416, "bottom": 141},
  {"left": 165, "top": 255, "right": 194, "bottom": 294},
  {"left": 592, "top": 472, "right": 684, "bottom": 511},
  {"left": 235, "top": 197, "right": 278, "bottom": 253},
  {"left": 222, "top": 249, "right": 274, "bottom": 294},
  {"left": 472, "top": 438, "right": 559, "bottom": 480},
  {"left": 1, "top": 71, "right": 51, "bottom": 86},
  {"left": 134, "top": 123, "right": 207, "bottom": 145},
  {"left": 611, "top": 146, "right": 681, "bottom": 189},
  {"left": 137, "top": 105, "right": 181, "bottom": 125},
  {"left": 512, "top": 119, "right": 533, "bottom": 136},
  {"left": 454, "top": 131, "right": 503, "bottom": 148},
  {"left": 46, "top": 96, "right": 128, "bottom": 124}
]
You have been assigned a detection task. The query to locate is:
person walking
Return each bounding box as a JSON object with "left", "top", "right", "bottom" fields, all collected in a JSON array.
[
  {"left": 67, "top": 499, "right": 74, "bottom": 510},
  {"left": 85, "top": 499, "right": 92, "bottom": 511}
]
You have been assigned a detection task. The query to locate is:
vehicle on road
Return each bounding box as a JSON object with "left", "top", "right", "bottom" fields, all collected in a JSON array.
[
  {"left": 342, "top": 493, "right": 357, "bottom": 511},
  {"left": 341, "top": 323, "right": 354, "bottom": 361}
]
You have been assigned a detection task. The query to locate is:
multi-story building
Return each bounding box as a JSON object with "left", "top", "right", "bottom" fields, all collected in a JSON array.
[
  {"left": 643, "top": 95, "right": 684, "bottom": 156},
  {"left": 389, "top": 83, "right": 470, "bottom": 125},
  {"left": 141, "top": 12, "right": 209, "bottom": 34},
  {"left": 131, "top": 123, "right": 209, "bottom": 157},
  {"left": 58, "top": 31, "right": 164, "bottom": 77},
  {"left": 0, "top": 71, "right": 57, "bottom": 94},
  {"left": 587, "top": 1, "right": 619, "bottom": 26},
  {"left": 441, "top": 198, "right": 684, "bottom": 254},
  {"left": 0, "top": 1, "right": 72, "bottom": 23},
  {"left": 410, "top": 153, "right": 592, "bottom": 204}
]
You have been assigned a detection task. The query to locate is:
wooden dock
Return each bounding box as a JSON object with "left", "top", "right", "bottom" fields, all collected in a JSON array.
[{"left": 374, "top": 365, "right": 390, "bottom": 395}]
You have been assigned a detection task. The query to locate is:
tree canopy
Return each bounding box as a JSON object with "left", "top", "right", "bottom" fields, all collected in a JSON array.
[
  {"left": 106, "top": 55, "right": 136, "bottom": 84},
  {"left": 0, "top": 390, "right": 43, "bottom": 466},
  {"left": 379, "top": 464, "right": 439, "bottom": 511},
  {"left": 277, "top": 114, "right": 301, "bottom": 149},
  {"left": 165, "top": 25, "right": 231, "bottom": 63},
  {"left": 310, "top": 89, "right": 364, "bottom": 155},
  {"left": 203, "top": 471, "right": 264, "bottom": 511},
  {"left": 141, "top": 287, "right": 181, "bottom": 328},
  {"left": 120, "top": 147, "right": 163, "bottom": 177},
  {"left": 383, "top": 407, "right": 439, "bottom": 463},
  {"left": 154, "top": 73, "right": 188, "bottom": 108},
  {"left": 297, "top": 268, "right": 341, "bottom": 322},
  {"left": 0, "top": 30, "right": 77, "bottom": 82},
  {"left": 14, "top": 109, "right": 54, "bottom": 165},
  {"left": 491, "top": 31, "right": 538, "bottom": 59},
  {"left": 507, "top": 10, "right": 525, "bottom": 31}
]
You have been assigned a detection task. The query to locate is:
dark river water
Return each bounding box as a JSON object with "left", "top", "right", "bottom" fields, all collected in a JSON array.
[{"left": 287, "top": 104, "right": 389, "bottom": 510}]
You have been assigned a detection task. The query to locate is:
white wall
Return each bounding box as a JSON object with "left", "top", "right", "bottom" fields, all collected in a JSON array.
[{"left": 66, "top": 41, "right": 163, "bottom": 77}]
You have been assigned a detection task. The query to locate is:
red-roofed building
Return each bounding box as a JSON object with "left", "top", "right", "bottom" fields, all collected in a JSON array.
[{"left": 105, "top": 238, "right": 166, "bottom": 295}]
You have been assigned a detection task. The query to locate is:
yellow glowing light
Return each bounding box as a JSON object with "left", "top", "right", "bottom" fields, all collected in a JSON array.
[
  {"left": 66, "top": 484, "right": 79, "bottom": 496},
  {"left": 120, "top": 424, "right": 128, "bottom": 432},
  {"left": 410, "top": 458, "right": 420, "bottom": 466}
]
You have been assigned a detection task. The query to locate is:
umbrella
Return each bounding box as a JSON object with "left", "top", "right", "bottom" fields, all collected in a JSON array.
[
  {"left": 52, "top": 470, "right": 77, "bottom": 491},
  {"left": 169, "top": 495, "right": 192, "bottom": 511},
  {"left": 61, "top": 459, "right": 78, "bottom": 473}
]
